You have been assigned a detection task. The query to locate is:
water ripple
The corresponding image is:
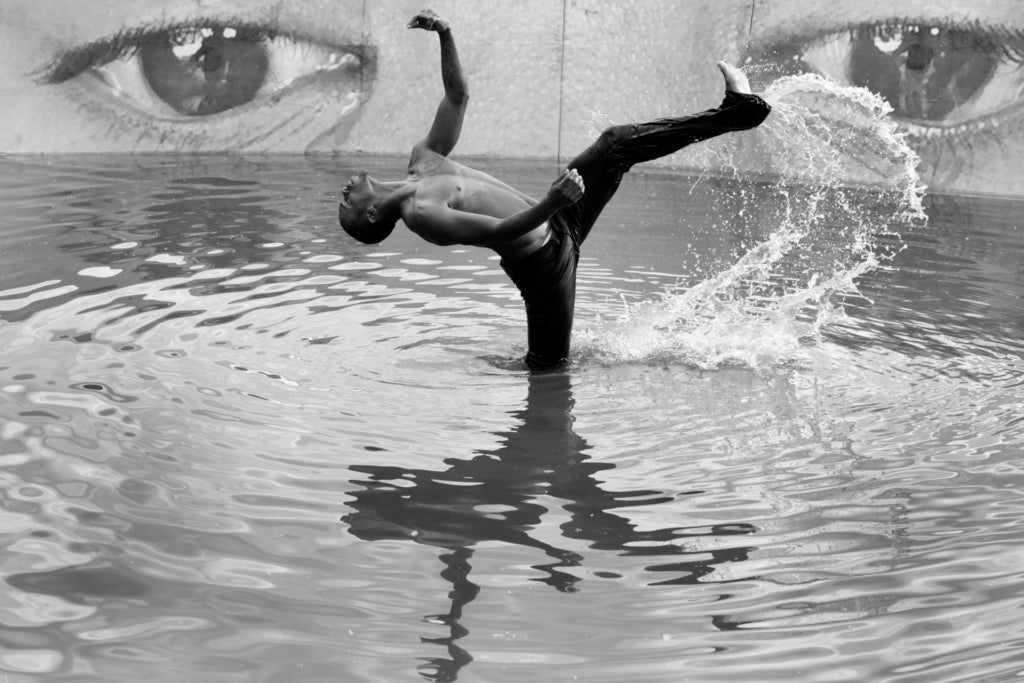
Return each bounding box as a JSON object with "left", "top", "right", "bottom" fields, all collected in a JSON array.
[{"left": 1, "top": 156, "right": 1022, "bottom": 681}]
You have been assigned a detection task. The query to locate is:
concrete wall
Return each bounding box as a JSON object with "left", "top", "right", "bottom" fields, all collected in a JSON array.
[{"left": 1, "top": 0, "right": 1020, "bottom": 196}]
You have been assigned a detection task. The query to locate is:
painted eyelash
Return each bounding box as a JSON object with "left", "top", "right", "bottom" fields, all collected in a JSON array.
[
  {"left": 36, "top": 20, "right": 290, "bottom": 85},
  {"left": 760, "top": 16, "right": 1024, "bottom": 66},
  {"left": 38, "top": 17, "right": 378, "bottom": 151}
]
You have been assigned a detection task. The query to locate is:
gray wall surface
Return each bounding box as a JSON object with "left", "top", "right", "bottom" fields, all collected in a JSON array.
[{"left": 1, "top": 0, "right": 1020, "bottom": 195}]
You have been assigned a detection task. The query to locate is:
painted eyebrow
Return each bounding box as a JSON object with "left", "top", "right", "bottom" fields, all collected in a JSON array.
[{"left": 755, "top": 16, "right": 1024, "bottom": 54}]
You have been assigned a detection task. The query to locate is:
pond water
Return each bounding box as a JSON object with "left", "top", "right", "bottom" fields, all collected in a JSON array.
[{"left": 1, "top": 113, "right": 1023, "bottom": 680}]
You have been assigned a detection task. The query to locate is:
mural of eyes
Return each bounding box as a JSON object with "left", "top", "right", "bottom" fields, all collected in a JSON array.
[
  {"left": 751, "top": 18, "right": 1024, "bottom": 144},
  {"left": 37, "top": 20, "right": 377, "bottom": 151}
]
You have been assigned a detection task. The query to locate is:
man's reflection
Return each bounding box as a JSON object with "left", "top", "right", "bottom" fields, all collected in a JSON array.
[{"left": 343, "top": 371, "right": 756, "bottom": 681}]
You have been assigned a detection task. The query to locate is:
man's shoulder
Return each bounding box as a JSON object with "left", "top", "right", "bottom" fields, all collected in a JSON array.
[{"left": 409, "top": 148, "right": 465, "bottom": 176}]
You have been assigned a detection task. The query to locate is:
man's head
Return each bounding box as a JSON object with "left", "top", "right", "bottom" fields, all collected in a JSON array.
[{"left": 338, "top": 172, "right": 397, "bottom": 244}]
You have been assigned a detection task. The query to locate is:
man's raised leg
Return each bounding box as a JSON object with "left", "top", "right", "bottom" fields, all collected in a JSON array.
[
  {"left": 603, "top": 62, "right": 769, "bottom": 173},
  {"left": 561, "top": 61, "right": 771, "bottom": 245}
]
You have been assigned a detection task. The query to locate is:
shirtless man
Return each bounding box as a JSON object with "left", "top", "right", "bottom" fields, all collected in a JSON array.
[{"left": 338, "top": 9, "right": 771, "bottom": 369}]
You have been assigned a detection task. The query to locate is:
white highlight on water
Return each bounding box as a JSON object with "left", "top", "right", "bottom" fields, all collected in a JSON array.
[{"left": 575, "top": 74, "right": 926, "bottom": 370}]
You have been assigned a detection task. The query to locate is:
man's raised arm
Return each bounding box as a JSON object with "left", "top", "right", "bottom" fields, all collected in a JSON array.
[{"left": 408, "top": 10, "right": 468, "bottom": 161}]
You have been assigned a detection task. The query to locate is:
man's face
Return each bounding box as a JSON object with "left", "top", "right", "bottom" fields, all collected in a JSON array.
[
  {"left": 339, "top": 172, "right": 375, "bottom": 213},
  {"left": 339, "top": 171, "right": 391, "bottom": 243}
]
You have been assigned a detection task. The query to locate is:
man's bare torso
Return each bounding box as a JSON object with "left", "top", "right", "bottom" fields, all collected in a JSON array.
[{"left": 402, "top": 150, "right": 551, "bottom": 260}]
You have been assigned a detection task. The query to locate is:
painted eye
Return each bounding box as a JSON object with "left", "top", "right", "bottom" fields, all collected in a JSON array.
[
  {"left": 754, "top": 21, "right": 1024, "bottom": 134},
  {"left": 109, "top": 26, "right": 361, "bottom": 117},
  {"left": 38, "top": 22, "right": 376, "bottom": 150}
]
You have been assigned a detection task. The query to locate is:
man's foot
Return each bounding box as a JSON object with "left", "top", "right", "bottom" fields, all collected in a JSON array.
[{"left": 717, "top": 61, "right": 751, "bottom": 94}]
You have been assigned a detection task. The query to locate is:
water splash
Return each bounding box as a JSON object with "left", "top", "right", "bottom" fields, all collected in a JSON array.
[{"left": 575, "top": 74, "right": 927, "bottom": 370}]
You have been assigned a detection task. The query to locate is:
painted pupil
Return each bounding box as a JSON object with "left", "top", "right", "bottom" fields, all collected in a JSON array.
[
  {"left": 139, "top": 27, "right": 270, "bottom": 116},
  {"left": 848, "top": 26, "right": 1000, "bottom": 121}
]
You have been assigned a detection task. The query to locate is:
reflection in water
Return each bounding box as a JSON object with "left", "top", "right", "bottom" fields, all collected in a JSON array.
[{"left": 345, "top": 372, "right": 755, "bottom": 681}]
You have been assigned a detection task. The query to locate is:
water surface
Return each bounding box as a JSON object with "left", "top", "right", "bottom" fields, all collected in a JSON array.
[{"left": 0, "top": 152, "right": 1022, "bottom": 682}]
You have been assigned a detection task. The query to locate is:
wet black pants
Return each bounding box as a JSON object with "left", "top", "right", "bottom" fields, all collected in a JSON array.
[{"left": 501, "top": 91, "right": 771, "bottom": 369}]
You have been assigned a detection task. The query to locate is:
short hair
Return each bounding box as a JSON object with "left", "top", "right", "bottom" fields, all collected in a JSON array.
[{"left": 338, "top": 201, "right": 396, "bottom": 244}]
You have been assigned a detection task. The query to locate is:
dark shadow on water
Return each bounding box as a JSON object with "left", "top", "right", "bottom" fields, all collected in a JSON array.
[{"left": 343, "top": 371, "right": 757, "bottom": 681}]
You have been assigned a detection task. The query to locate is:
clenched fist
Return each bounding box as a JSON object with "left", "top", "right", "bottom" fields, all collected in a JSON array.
[
  {"left": 407, "top": 9, "right": 450, "bottom": 32},
  {"left": 547, "top": 168, "right": 585, "bottom": 208}
]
